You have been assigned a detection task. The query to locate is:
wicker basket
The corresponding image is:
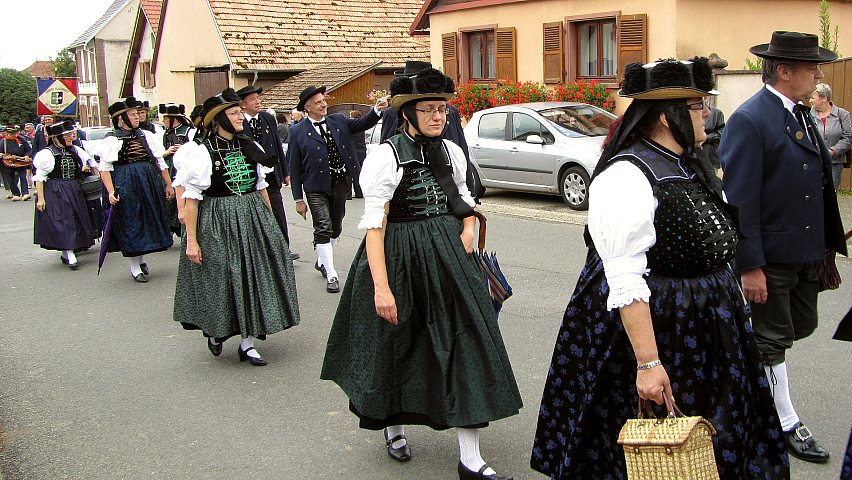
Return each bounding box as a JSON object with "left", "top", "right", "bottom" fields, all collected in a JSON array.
[{"left": 618, "top": 405, "right": 720, "bottom": 480}]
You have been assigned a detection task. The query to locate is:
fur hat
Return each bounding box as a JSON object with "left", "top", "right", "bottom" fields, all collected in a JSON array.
[
  {"left": 618, "top": 57, "right": 718, "bottom": 100},
  {"left": 202, "top": 88, "right": 242, "bottom": 128},
  {"left": 159, "top": 103, "right": 186, "bottom": 116},
  {"left": 46, "top": 120, "right": 75, "bottom": 137},
  {"left": 389, "top": 68, "right": 455, "bottom": 110}
]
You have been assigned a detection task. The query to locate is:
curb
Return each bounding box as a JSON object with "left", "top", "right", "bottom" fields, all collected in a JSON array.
[{"left": 478, "top": 201, "right": 588, "bottom": 226}]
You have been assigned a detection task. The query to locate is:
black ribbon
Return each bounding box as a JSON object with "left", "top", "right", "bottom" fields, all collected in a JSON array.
[{"left": 413, "top": 134, "right": 474, "bottom": 219}]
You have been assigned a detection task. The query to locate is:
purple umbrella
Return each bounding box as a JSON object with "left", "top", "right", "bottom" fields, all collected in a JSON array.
[{"left": 97, "top": 188, "right": 118, "bottom": 275}]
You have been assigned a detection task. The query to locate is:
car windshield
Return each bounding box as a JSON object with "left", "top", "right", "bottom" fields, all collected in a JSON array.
[{"left": 537, "top": 106, "right": 614, "bottom": 137}]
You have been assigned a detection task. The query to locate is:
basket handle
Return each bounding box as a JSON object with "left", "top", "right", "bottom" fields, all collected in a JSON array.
[
  {"left": 637, "top": 394, "right": 683, "bottom": 421},
  {"left": 472, "top": 210, "right": 487, "bottom": 252}
]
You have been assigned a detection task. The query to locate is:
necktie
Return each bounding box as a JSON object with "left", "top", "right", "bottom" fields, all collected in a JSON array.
[
  {"left": 793, "top": 104, "right": 814, "bottom": 145},
  {"left": 313, "top": 120, "right": 327, "bottom": 138}
]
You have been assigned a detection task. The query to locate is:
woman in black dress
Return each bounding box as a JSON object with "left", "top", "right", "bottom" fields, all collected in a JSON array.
[{"left": 530, "top": 58, "right": 790, "bottom": 479}]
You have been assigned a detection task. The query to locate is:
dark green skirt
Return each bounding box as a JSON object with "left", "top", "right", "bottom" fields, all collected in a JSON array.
[
  {"left": 173, "top": 191, "right": 299, "bottom": 339},
  {"left": 320, "top": 214, "right": 522, "bottom": 430}
]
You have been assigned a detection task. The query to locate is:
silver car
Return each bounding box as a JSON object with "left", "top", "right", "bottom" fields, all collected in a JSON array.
[{"left": 464, "top": 102, "right": 615, "bottom": 210}]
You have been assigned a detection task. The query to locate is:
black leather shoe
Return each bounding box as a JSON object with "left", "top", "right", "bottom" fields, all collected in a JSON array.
[
  {"left": 133, "top": 273, "right": 149, "bottom": 283},
  {"left": 207, "top": 337, "right": 222, "bottom": 357},
  {"left": 68, "top": 262, "right": 79, "bottom": 270},
  {"left": 140, "top": 263, "right": 149, "bottom": 275},
  {"left": 290, "top": 252, "right": 300, "bottom": 260},
  {"left": 784, "top": 423, "right": 830, "bottom": 463},
  {"left": 384, "top": 430, "right": 411, "bottom": 463},
  {"left": 60, "top": 255, "right": 69, "bottom": 265},
  {"left": 326, "top": 277, "right": 340, "bottom": 293},
  {"left": 458, "top": 462, "right": 513, "bottom": 480},
  {"left": 315, "top": 261, "right": 327, "bottom": 278},
  {"left": 238, "top": 346, "right": 268, "bottom": 366}
]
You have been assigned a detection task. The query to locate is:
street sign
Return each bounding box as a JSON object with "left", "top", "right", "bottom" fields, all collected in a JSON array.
[{"left": 37, "top": 78, "right": 78, "bottom": 116}]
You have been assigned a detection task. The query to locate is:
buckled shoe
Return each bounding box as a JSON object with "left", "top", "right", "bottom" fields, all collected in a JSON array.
[{"left": 784, "top": 422, "right": 830, "bottom": 463}]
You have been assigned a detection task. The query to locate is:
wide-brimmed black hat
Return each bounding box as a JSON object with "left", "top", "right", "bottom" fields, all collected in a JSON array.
[
  {"left": 109, "top": 97, "right": 142, "bottom": 117},
  {"left": 618, "top": 57, "right": 719, "bottom": 100},
  {"left": 46, "top": 120, "right": 75, "bottom": 137},
  {"left": 189, "top": 104, "right": 204, "bottom": 127},
  {"left": 393, "top": 60, "right": 433, "bottom": 77},
  {"left": 236, "top": 84, "right": 264, "bottom": 99},
  {"left": 202, "top": 88, "right": 242, "bottom": 127},
  {"left": 296, "top": 85, "right": 327, "bottom": 111},
  {"left": 750, "top": 31, "right": 837, "bottom": 63},
  {"left": 159, "top": 103, "right": 186, "bottom": 116},
  {"left": 389, "top": 68, "right": 455, "bottom": 110}
]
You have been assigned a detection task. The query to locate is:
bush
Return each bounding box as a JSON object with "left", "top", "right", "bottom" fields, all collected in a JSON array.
[
  {"left": 450, "top": 81, "right": 493, "bottom": 119},
  {"left": 489, "top": 80, "right": 549, "bottom": 107},
  {"left": 451, "top": 78, "right": 616, "bottom": 118},
  {"left": 550, "top": 80, "right": 615, "bottom": 112}
]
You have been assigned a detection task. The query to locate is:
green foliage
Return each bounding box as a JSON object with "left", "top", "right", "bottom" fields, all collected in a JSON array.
[
  {"left": 51, "top": 48, "right": 77, "bottom": 78},
  {"left": 819, "top": 0, "right": 842, "bottom": 57},
  {"left": 550, "top": 80, "right": 615, "bottom": 112},
  {"left": 0, "top": 68, "right": 38, "bottom": 125},
  {"left": 452, "top": 79, "right": 616, "bottom": 118},
  {"left": 744, "top": 57, "right": 763, "bottom": 71}
]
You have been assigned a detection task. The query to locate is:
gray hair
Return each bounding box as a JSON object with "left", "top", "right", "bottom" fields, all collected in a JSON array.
[
  {"left": 813, "top": 83, "right": 832, "bottom": 101},
  {"left": 761, "top": 58, "right": 804, "bottom": 85}
]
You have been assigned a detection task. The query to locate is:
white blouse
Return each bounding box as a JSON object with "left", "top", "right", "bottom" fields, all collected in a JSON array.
[
  {"left": 32, "top": 146, "right": 97, "bottom": 182},
  {"left": 588, "top": 161, "right": 659, "bottom": 311},
  {"left": 173, "top": 141, "right": 270, "bottom": 200},
  {"left": 83, "top": 129, "right": 167, "bottom": 172},
  {"left": 357, "top": 139, "right": 475, "bottom": 230}
]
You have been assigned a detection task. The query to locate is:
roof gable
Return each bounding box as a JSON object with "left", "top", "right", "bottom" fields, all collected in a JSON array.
[
  {"left": 208, "top": 0, "right": 428, "bottom": 71},
  {"left": 410, "top": 0, "right": 531, "bottom": 33},
  {"left": 141, "top": 0, "right": 163, "bottom": 34},
  {"left": 25, "top": 61, "right": 56, "bottom": 78},
  {"left": 263, "top": 62, "right": 380, "bottom": 109},
  {"left": 69, "top": 0, "right": 134, "bottom": 47}
]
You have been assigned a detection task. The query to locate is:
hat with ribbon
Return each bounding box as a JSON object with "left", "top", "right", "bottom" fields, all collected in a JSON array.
[
  {"left": 296, "top": 85, "right": 327, "bottom": 111},
  {"left": 159, "top": 103, "right": 186, "bottom": 116},
  {"left": 749, "top": 31, "right": 837, "bottom": 63},
  {"left": 389, "top": 68, "right": 455, "bottom": 110},
  {"left": 618, "top": 57, "right": 718, "bottom": 100},
  {"left": 202, "top": 88, "right": 242, "bottom": 127},
  {"left": 189, "top": 104, "right": 205, "bottom": 128},
  {"left": 236, "top": 84, "right": 264, "bottom": 99},
  {"left": 393, "top": 60, "right": 433, "bottom": 77},
  {"left": 46, "top": 120, "right": 76, "bottom": 137},
  {"left": 108, "top": 97, "right": 142, "bottom": 117}
]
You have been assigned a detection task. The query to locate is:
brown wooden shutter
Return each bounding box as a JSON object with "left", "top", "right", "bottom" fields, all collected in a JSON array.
[
  {"left": 617, "top": 14, "right": 647, "bottom": 80},
  {"left": 495, "top": 27, "right": 517, "bottom": 82},
  {"left": 543, "top": 22, "right": 564, "bottom": 83},
  {"left": 442, "top": 33, "right": 459, "bottom": 84}
]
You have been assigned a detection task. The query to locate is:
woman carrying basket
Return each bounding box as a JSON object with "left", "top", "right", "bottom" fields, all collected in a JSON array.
[
  {"left": 529, "top": 58, "right": 790, "bottom": 479},
  {"left": 320, "top": 68, "right": 522, "bottom": 480},
  {"left": 32, "top": 120, "right": 97, "bottom": 269}
]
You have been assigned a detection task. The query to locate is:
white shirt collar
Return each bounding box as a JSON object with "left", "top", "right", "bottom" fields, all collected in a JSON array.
[
  {"left": 309, "top": 116, "right": 327, "bottom": 135},
  {"left": 243, "top": 112, "right": 259, "bottom": 121},
  {"left": 765, "top": 84, "right": 799, "bottom": 114}
]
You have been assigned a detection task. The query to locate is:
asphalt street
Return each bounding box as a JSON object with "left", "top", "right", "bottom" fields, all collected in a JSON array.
[{"left": 0, "top": 188, "right": 850, "bottom": 480}]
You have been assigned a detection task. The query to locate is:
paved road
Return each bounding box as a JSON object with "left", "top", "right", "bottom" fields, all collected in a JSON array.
[{"left": 0, "top": 189, "right": 849, "bottom": 480}]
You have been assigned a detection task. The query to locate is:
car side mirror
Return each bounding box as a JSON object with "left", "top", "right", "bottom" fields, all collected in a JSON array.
[{"left": 526, "top": 134, "right": 545, "bottom": 145}]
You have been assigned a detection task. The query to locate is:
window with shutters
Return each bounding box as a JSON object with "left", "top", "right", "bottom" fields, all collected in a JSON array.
[
  {"left": 564, "top": 13, "right": 647, "bottom": 84},
  {"left": 576, "top": 19, "right": 617, "bottom": 79},
  {"left": 467, "top": 30, "right": 496, "bottom": 80},
  {"left": 140, "top": 61, "right": 155, "bottom": 89}
]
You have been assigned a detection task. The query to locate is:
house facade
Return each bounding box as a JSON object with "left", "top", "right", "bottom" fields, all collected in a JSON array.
[
  {"left": 119, "top": 0, "right": 163, "bottom": 109},
  {"left": 70, "top": 0, "right": 138, "bottom": 127},
  {"left": 414, "top": 0, "right": 852, "bottom": 112}
]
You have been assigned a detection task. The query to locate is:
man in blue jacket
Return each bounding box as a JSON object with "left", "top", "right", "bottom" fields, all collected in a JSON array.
[
  {"left": 288, "top": 85, "right": 386, "bottom": 292},
  {"left": 720, "top": 31, "right": 847, "bottom": 464}
]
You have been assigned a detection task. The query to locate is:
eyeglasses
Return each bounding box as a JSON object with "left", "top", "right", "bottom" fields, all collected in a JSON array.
[
  {"left": 685, "top": 101, "right": 707, "bottom": 111},
  {"left": 225, "top": 110, "right": 244, "bottom": 118},
  {"left": 414, "top": 107, "right": 448, "bottom": 117}
]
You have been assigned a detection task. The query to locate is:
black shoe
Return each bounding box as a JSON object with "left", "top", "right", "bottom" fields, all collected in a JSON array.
[
  {"left": 60, "top": 255, "right": 69, "bottom": 265},
  {"left": 238, "top": 346, "right": 268, "bottom": 366},
  {"left": 326, "top": 277, "right": 340, "bottom": 293},
  {"left": 68, "top": 262, "right": 79, "bottom": 270},
  {"left": 458, "top": 462, "right": 513, "bottom": 480},
  {"left": 133, "top": 273, "right": 149, "bottom": 283},
  {"left": 384, "top": 430, "right": 411, "bottom": 463},
  {"left": 784, "top": 422, "right": 830, "bottom": 463},
  {"left": 315, "top": 261, "right": 327, "bottom": 278},
  {"left": 290, "top": 252, "right": 300, "bottom": 260},
  {"left": 140, "top": 263, "right": 149, "bottom": 275},
  {"left": 207, "top": 337, "right": 222, "bottom": 357}
]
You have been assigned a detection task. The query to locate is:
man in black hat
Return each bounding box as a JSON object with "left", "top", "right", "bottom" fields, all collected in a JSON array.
[
  {"left": 720, "top": 31, "right": 847, "bottom": 464},
  {"left": 236, "top": 84, "right": 299, "bottom": 259},
  {"left": 288, "top": 85, "right": 387, "bottom": 293},
  {"left": 380, "top": 61, "right": 480, "bottom": 199}
]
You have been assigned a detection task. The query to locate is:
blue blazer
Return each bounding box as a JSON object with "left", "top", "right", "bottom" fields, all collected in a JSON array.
[
  {"left": 288, "top": 109, "right": 380, "bottom": 200},
  {"left": 721, "top": 87, "right": 847, "bottom": 272},
  {"left": 242, "top": 110, "right": 288, "bottom": 182}
]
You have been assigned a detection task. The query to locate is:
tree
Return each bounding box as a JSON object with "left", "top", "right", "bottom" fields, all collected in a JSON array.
[
  {"left": 51, "top": 48, "right": 77, "bottom": 78},
  {"left": 0, "top": 69, "right": 37, "bottom": 125},
  {"left": 819, "top": 0, "right": 841, "bottom": 57}
]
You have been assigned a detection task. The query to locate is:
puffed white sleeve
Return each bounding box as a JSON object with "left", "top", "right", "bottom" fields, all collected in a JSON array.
[
  {"left": 357, "top": 143, "right": 403, "bottom": 230},
  {"left": 588, "top": 160, "right": 658, "bottom": 311},
  {"left": 85, "top": 137, "right": 120, "bottom": 172},
  {"left": 73, "top": 146, "right": 96, "bottom": 168},
  {"left": 170, "top": 142, "right": 192, "bottom": 188},
  {"left": 173, "top": 142, "right": 212, "bottom": 200},
  {"left": 445, "top": 140, "right": 476, "bottom": 208},
  {"left": 32, "top": 149, "right": 55, "bottom": 182},
  {"left": 143, "top": 130, "right": 168, "bottom": 170},
  {"left": 255, "top": 163, "right": 269, "bottom": 190}
]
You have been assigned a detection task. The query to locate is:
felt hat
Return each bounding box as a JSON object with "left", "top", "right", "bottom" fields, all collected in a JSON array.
[
  {"left": 296, "top": 85, "right": 327, "bottom": 111},
  {"left": 202, "top": 88, "right": 242, "bottom": 127},
  {"left": 393, "top": 60, "right": 433, "bottom": 77},
  {"left": 159, "top": 103, "right": 186, "bottom": 116},
  {"left": 46, "top": 120, "right": 75, "bottom": 137},
  {"left": 749, "top": 31, "right": 837, "bottom": 63},
  {"left": 108, "top": 97, "right": 142, "bottom": 117},
  {"left": 389, "top": 68, "right": 455, "bottom": 110},
  {"left": 618, "top": 57, "right": 719, "bottom": 100},
  {"left": 236, "top": 84, "right": 264, "bottom": 99}
]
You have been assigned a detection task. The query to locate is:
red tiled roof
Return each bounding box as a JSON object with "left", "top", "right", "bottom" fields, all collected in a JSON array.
[
  {"left": 207, "top": 0, "right": 429, "bottom": 71},
  {"left": 24, "top": 61, "right": 56, "bottom": 78},
  {"left": 141, "top": 0, "right": 163, "bottom": 34},
  {"left": 262, "top": 62, "right": 381, "bottom": 110}
]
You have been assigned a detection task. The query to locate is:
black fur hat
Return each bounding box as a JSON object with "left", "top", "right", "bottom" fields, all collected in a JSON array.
[
  {"left": 46, "top": 120, "right": 75, "bottom": 137},
  {"left": 202, "top": 88, "right": 242, "bottom": 127},
  {"left": 618, "top": 57, "right": 718, "bottom": 99},
  {"left": 159, "top": 103, "right": 186, "bottom": 116},
  {"left": 389, "top": 68, "right": 455, "bottom": 110},
  {"left": 189, "top": 104, "right": 204, "bottom": 127}
]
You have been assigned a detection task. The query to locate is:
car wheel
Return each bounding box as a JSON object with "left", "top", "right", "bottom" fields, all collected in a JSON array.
[
  {"left": 560, "top": 166, "right": 590, "bottom": 210},
  {"left": 472, "top": 167, "right": 486, "bottom": 198}
]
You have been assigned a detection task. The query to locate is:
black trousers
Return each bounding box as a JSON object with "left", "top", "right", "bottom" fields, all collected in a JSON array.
[
  {"left": 266, "top": 184, "right": 290, "bottom": 244},
  {"left": 749, "top": 262, "right": 820, "bottom": 366},
  {"left": 305, "top": 177, "right": 349, "bottom": 245}
]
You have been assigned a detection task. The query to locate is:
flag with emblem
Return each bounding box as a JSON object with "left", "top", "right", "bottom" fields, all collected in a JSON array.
[{"left": 37, "top": 78, "right": 79, "bottom": 116}]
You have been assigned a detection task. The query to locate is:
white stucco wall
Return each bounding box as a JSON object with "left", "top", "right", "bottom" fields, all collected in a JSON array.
[{"left": 131, "top": 19, "right": 157, "bottom": 107}]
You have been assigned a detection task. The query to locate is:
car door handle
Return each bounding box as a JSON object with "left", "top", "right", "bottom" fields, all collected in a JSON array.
[{"left": 472, "top": 144, "right": 481, "bottom": 149}]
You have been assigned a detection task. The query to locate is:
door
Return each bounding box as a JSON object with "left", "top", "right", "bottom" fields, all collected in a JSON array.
[
  {"left": 194, "top": 68, "right": 229, "bottom": 106},
  {"left": 468, "top": 111, "right": 510, "bottom": 182},
  {"left": 503, "top": 112, "right": 556, "bottom": 190}
]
